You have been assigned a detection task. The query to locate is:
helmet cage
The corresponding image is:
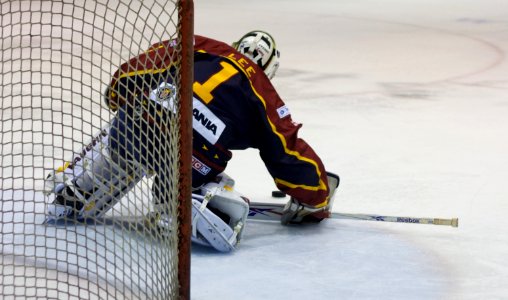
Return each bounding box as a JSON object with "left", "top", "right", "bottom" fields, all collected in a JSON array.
[{"left": 232, "top": 30, "right": 280, "bottom": 79}]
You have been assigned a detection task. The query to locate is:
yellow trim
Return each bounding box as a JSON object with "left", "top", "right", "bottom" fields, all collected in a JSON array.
[
  {"left": 110, "top": 54, "right": 176, "bottom": 100},
  {"left": 84, "top": 201, "right": 96, "bottom": 211},
  {"left": 56, "top": 162, "right": 71, "bottom": 173},
  {"left": 115, "top": 66, "right": 171, "bottom": 83},
  {"left": 224, "top": 54, "right": 328, "bottom": 193},
  {"left": 274, "top": 178, "right": 329, "bottom": 208}
]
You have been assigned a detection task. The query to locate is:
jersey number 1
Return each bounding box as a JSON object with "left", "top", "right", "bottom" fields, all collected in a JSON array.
[{"left": 193, "top": 61, "right": 238, "bottom": 104}]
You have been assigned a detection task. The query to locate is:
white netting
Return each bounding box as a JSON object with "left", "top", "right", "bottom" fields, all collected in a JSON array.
[{"left": 1, "top": 1, "right": 190, "bottom": 299}]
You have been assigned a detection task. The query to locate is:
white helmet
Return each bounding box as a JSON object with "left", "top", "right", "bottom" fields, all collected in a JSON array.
[{"left": 232, "top": 30, "right": 280, "bottom": 79}]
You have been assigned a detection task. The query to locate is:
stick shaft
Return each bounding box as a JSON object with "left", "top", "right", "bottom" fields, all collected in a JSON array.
[
  {"left": 330, "top": 212, "right": 458, "bottom": 227},
  {"left": 248, "top": 202, "right": 458, "bottom": 227}
]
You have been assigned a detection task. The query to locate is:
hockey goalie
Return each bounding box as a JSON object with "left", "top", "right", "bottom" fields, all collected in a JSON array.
[{"left": 44, "top": 31, "right": 339, "bottom": 252}]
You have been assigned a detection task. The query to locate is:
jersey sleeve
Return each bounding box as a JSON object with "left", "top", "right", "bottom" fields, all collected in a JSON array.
[
  {"left": 194, "top": 36, "right": 331, "bottom": 208},
  {"left": 252, "top": 84, "right": 330, "bottom": 208}
]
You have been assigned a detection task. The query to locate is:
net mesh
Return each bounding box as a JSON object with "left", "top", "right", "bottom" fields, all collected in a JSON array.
[{"left": 0, "top": 1, "right": 191, "bottom": 299}]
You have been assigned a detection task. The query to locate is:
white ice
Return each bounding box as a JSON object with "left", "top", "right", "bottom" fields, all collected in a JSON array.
[
  {"left": 2, "top": 0, "right": 508, "bottom": 299},
  {"left": 191, "top": 0, "right": 508, "bottom": 299}
]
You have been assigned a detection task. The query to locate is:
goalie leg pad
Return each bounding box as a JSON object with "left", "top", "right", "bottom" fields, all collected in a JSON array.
[
  {"left": 191, "top": 199, "right": 238, "bottom": 252},
  {"left": 199, "top": 174, "right": 250, "bottom": 241},
  {"left": 189, "top": 174, "right": 249, "bottom": 252},
  {"left": 45, "top": 124, "right": 144, "bottom": 220},
  {"left": 151, "top": 173, "right": 249, "bottom": 252},
  {"left": 190, "top": 194, "right": 249, "bottom": 252}
]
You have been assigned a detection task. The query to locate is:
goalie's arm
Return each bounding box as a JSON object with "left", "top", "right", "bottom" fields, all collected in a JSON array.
[{"left": 247, "top": 85, "right": 330, "bottom": 209}]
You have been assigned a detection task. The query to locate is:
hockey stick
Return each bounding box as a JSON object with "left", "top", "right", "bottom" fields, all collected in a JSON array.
[{"left": 248, "top": 202, "right": 459, "bottom": 227}]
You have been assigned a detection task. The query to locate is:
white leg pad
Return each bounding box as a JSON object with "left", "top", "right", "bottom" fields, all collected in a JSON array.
[
  {"left": 189, "top": 173, "right": 250, "bottom": 252},
  {"left": 191, "top": 199, "right": 237, "bottom": 252},
  {"left": 45, "top": 124, "right": 144, "bottom": 220}
]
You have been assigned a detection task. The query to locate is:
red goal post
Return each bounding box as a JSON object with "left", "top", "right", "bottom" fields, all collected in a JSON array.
[
  {"left": 0, "top": 0, "right": 193, "bottom": 299},
  {"left": 178, "top": 0, "right": 194, "bottom": 298}
]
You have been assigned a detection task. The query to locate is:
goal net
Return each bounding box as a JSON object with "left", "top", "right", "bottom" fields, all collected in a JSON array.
[{"left": 0, "top": 0, "right": 193, "bottom": 299}]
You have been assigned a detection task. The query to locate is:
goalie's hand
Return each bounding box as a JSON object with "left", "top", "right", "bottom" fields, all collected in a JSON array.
[{"left": 280, "top": 198, "right": 329, "bottom": 225}]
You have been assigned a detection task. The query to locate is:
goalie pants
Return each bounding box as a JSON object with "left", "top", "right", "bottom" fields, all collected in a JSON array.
[
  {"left": 109, "top": 104, "right": 169, "bottom": 202},
  {"left": 109, "top": 103, "right": 224, "bottom": 204}
]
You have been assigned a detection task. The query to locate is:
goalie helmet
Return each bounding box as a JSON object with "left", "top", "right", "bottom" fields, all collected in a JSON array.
[{"left": 232, "top": 30, "right": 280, "bottom": 79}]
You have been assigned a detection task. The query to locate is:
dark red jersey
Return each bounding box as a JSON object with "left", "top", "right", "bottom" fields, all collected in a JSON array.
[{"left": 107, "top": 35, "right": 330, "bottom": 208}]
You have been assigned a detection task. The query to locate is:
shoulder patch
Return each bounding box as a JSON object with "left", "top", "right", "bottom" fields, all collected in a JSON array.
[
  {"left": 149, "top": 82, "right": 177, "bottom": 113},
  {"left": 276, "top": 105, "right": 290, "bottom": 118}
]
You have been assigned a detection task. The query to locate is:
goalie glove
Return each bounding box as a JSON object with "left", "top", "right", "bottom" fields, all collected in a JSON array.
[
  {"left": 280, "top": 199, "right": 328, "bottom": 225},
  {"left": 281, "top": 172, "right": 340, "bottom": 225}
]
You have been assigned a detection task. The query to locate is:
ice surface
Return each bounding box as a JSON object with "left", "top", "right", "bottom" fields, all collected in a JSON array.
[
  {"left": 2, "top": 0, "right": 508, "bottom": 299},
  {"left": 191, "top": 0, "right": 508, "bottom": 299}
]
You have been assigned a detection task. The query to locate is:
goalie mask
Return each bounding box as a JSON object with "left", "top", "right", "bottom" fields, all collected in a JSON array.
[{"left": 232, "top": 30, "right": 280, "bottom": 79}]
